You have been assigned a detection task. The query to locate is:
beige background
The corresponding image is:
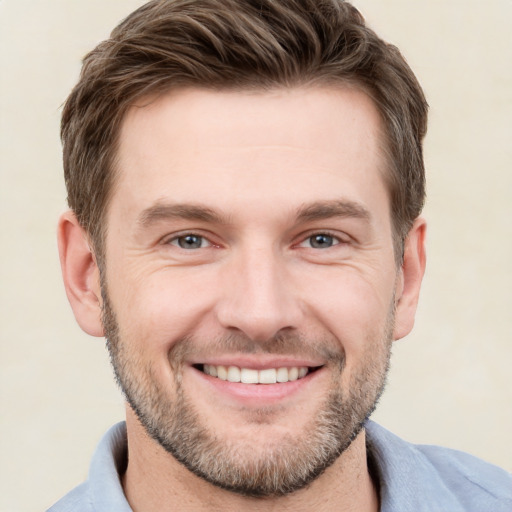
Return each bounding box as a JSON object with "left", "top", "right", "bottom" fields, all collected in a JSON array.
[{"left": 0, "top": 1, "right": 510, "bottom": 510}]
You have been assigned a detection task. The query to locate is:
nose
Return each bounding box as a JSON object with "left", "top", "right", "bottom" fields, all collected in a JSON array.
[{"left": 215, "top": 245, "right": 303, "bottom": 342}]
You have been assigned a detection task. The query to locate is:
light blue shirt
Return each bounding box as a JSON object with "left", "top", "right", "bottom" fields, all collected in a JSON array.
[{"left": 48, "top": 421, "right": 512, "bottom": 511}]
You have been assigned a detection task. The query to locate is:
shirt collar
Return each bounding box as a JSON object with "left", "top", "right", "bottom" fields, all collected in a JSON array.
[
  {"left": 365, "top": 420, "right": 465, "bottom": 512},
  {"left": 88, "top": 422, "right": 132, "bottom": 511}
]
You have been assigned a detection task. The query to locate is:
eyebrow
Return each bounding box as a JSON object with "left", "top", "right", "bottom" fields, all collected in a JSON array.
[
  {"left": 137, "top": 198, "right": 371, "bottom": 229},
  {"left": 295, "top": 200, "right": 371, "bottom": 223},
  {"left": 137, "top": 203, "right": 229, "bottom": 228}
]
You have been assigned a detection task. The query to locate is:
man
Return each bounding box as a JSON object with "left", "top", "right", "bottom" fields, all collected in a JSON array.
[{"left": 50, "top": 0, "right": 512, "bottom": 510}]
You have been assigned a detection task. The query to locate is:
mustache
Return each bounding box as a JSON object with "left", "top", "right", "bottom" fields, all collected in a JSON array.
[{"left": 168, "top": 331, "right": 346, "bottom": 368}]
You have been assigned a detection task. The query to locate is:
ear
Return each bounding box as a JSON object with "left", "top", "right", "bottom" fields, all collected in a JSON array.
[
  {"left": 57, "top": 210, "right": 104, "bottom": 337},
  {"left": 393, "top": 217, "right": 427, "bottom": 341}
]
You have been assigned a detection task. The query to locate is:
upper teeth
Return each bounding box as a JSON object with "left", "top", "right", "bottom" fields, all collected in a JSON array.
[{"left": 203, "top": 365, "right": 309, "bottom": 384}]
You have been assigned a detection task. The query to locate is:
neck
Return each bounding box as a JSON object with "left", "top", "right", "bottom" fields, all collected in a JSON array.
[{"left": 122, "top": 409, "right": 379, "bottom": 512}]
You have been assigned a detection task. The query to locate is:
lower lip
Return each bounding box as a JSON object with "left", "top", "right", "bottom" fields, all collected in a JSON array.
[{"left": 191, "top": 367, "right": 323, "bottom": 405}]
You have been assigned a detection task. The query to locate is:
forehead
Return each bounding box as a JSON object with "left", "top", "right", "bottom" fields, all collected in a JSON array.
[{"left": 112, "top": 86, "right": 389, "bottom": 222}]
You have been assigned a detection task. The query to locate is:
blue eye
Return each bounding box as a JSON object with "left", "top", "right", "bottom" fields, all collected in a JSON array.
[
  {"left": 307, "top": 234, "right": 338, "bottom": 249},
  {"left": 172, "top": 234, "right": 208, "bottom": 249}
]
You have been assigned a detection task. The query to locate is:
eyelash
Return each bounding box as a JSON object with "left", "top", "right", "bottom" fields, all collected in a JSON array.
[
  {"left": 296, "top": 231, "right": 347, "bottom": 250},
  {"left": 163, "top": 230, "right": 348, "bottom": 251},
  {"left": 165, "top": 232, "right": 213, "bottom": 250}
]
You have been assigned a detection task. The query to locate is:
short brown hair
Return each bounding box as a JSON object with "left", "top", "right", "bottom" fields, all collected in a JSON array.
[{"left": 62, "top": 0, "right": 428, "bottom": 260}]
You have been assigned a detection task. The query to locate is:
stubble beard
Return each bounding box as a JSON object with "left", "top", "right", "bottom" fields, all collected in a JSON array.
[{"left": 101, "top": 286, "right": 393, "bottom": 498}]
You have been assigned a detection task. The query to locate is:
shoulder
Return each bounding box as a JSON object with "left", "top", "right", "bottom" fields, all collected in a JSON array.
[
  {"left": 46, "top": 422, "right": 130, "bottom": 512},
  {"left": 415, "top": 442, "right": 512, "bottom": 508},
  {"left": 366, "top": 421, "right": 512, "bottom": 512},
  {"left": 46, "top": 483, "right": 93, "bottom": 512}
]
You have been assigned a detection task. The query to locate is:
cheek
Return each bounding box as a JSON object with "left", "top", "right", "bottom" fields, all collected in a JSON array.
[
  {"left": 110, "top": 266, "right": 220, "bottom": 352},
  {"left": 300, "top": 267, "right": 396, "bottom": 348},
  {"left": 307, "top": 270, "right": 394, "bottom": 322}
]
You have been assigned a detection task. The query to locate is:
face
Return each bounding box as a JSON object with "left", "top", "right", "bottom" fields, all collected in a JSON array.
[{"left": 100, "top": 87, "right": 404, "bottom": 496}]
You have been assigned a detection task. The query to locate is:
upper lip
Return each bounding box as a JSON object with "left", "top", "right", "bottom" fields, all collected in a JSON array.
[{"left": 189, "top": 356, "right": 325, "bottom": 370}]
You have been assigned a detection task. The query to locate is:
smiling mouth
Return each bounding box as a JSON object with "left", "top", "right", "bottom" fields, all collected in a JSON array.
[{"left": 197, "top": 364, "right": 321, "bottom": 384}]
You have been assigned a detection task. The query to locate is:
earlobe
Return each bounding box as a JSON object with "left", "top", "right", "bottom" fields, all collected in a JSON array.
[
  {"left": 57, "top": 211, "right": 104, "bottom": 337},
  {"left": 393, "top": 218, "right": 427, "bottom": 341}
]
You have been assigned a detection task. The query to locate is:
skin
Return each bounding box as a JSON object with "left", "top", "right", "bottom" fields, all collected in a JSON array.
[{"left": 58, "top": 86, "right": 426, "bottom": 511}]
